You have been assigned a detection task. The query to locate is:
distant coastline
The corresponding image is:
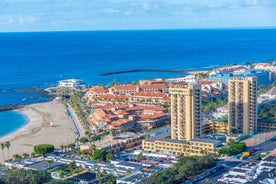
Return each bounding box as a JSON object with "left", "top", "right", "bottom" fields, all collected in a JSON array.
[{"left": 100, "top": 69, "right": 209, "bottom": 76}]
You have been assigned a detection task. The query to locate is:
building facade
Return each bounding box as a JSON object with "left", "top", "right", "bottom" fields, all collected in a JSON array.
[
  {"left": 170, "top": 83, "right": 201, "bottom": 141},
  {"left": 228, "top": 77, "right": 257, "bottom": 135}
]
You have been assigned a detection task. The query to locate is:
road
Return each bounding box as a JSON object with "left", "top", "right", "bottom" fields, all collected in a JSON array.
[
  {"left": 67, "top": 105, "right": 84, "bottom": 139},
  {"left": 195, "top": 138, "right": 276, "bottom": 183},
  {"left": 197, "top": 161, "right": 242, "bottom": 184},
  {"left": 249, "top": 139, "right": 276, "bottom": 159}
]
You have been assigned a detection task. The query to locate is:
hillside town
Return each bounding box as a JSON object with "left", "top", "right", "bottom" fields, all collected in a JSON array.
[{"left": 1, "top": 61, "right": 276, "bottom": 184}]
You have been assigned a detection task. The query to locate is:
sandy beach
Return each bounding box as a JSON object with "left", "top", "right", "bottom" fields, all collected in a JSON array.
[{"left": 0, "top": 100, "right": 75, "bottom": 163}]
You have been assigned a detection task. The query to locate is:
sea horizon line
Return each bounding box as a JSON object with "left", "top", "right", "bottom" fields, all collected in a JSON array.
[{"left": 1, "top": 26, "right": 276, "bottom": 34}]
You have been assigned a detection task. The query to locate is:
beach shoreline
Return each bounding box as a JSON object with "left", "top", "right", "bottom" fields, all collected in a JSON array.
[{"left": 0, "top": 100, "right": 75, "bottom": 163}]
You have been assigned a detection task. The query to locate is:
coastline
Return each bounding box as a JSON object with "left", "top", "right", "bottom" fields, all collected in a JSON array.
[{"left": 0, "top": 100, "right": 75, "bottom": 163}]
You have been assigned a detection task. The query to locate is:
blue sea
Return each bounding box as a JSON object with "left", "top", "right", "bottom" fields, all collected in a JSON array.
[{"left": 0, "top": 28, "right": 276, "bottom": 137}]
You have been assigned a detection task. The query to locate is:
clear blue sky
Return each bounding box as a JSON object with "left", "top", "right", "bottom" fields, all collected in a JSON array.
[{"left": 0, "top": 0, "right": 276, "bottom": 32}]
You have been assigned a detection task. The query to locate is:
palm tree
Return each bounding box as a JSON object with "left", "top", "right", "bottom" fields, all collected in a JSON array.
[
  {"left": 22, "top": 153, "right": 30, "bottom": 159},
  {"left": 108, "top": 175, "right": 116, "bottom": 184},
  {"left": 5, "top": 142, "right": 10, "bottom": 160},
  {"left": 68, "top": 161, "right": 75, "bottom": 172},
  {"left": 96, "top": 170, "right": 102, "bottom": 184},
  {"left": 1, "top": 143, "right": 5, "bottom": 161},
  {"left": 45, "top": 160, "right": 53, "bottom": 168},
  {"left": 60, "top": 145, "right": 64, "bottom": 152},
  {"left": 12, "top": 154, "right": 22, "bottom": 161}
]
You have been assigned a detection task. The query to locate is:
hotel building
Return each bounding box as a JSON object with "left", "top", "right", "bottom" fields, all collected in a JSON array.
[
  {"left": 228, "top": 76, "right": 257, "bottom": 135},
  {"left": 170, "top": 83, "right": 201, "bottom": 141},
  {"left": 142, "top": 83, "right": 222, "bottom": 156}
]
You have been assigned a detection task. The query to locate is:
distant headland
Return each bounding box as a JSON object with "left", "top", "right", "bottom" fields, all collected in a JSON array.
[{"left": 99, "top": 69, "right": 209, "bottom": 76}]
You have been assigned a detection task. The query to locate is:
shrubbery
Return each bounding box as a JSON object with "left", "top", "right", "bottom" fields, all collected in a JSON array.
[
  {"left": 143, "top": 155, "right": 217, "bottom": 184},
  {"left": 218, "top": 142, "right": 247, "bottom": 156},
  {"left": 34, "top": 144, "right": 55, "bottom": 156}
]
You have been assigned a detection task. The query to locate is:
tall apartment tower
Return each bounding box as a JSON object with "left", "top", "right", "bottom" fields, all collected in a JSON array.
[
  {"left": 228, "top": 76, "right": 257, "bottom": 135},
  {"left": 170, "top": 83, "right": 201, "bottom": 141}
]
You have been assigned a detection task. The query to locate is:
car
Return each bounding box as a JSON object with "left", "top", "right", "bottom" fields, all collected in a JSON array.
[{"left": 271, "top": 137, "right": 276, "bottom": 141}]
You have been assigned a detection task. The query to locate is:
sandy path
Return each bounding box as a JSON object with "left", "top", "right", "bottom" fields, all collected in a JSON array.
[{"left": 0, "top": 100, "right": 75, "bottom": 162}]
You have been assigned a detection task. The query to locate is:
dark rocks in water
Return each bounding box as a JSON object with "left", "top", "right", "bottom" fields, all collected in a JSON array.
[
  {"left": 16, "top": 88, "right": 56, "bottom": 100},
  {"left": 0, "top": 105, "right": 23, "bottom": 112}
]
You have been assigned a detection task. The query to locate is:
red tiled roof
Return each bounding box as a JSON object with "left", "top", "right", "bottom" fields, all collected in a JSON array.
[
  {"left": 170, "top": 81, "right": 187, "bottom": 86},
  {"left": 198, "top": 81, "right": 216, "bottom": 85},
  {"left": 212, "top": 91, "right": 220, "bottom": 95},
  {"left": 115, "top": 110, "right": 129, "bottom": 115},
  {"left": 139, "top": 84, "right": 167, "bottom": 89},
  {"left": 134, "top": 92, "right": 166, "bottom": 98},
  {"left": 89, "top": 86, "right": 107, "bottom": 93},
  {"left": 110, "top": 119, "right": 132, "bottom": 127},
  {"left": 99, "top": 94, "right": 128, "bottom": 100},
  {"left": 127, "top": 105, "right": 165, "bottom": 111},
  {"left": 113, "top": 84, "right": 137, "bottom": 90},
  {"left": 94, "top": 108, "right": 107, "bottom": 119},
  {"left": 139, "top": 113, "right": 167, "bottom": 120}
]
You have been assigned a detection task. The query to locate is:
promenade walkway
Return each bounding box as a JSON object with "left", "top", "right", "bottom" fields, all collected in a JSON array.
[{"left": 67, "top": 105, "right": 84, "bottom": 139}]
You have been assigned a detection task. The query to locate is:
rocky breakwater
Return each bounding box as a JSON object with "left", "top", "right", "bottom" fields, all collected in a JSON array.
[{"left": 0, "top": 104, "right": 23, "bottom": 112}]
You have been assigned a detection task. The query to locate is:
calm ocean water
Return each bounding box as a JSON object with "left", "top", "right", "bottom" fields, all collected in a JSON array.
[
  {"left": 0, "top": 29, "right": 275, "bottom": 137},
  {"left": 0, "top": 111, "right": 28, "bottom": 138}
]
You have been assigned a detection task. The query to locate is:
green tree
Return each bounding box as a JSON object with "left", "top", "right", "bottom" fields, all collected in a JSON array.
[
  {"left": 60, "top": 145, "right": 64, "bottom": 152},
  {"left": 96, "top": 170, "right": 102, "bottom": 184},
  {"left": 137, "top": 153, "right": 143, "bottom": 161},
  {"left": 144, "top": 155, "right": 216, "bottom": 184},
  {"left": 67, "top": 143, "right": 75, "bottom": 150},
  {"left": 31, "top": 152, "right": 36, "bottom": 158},
  {"left": 5, "top": 141, "right": 10, "bottom": 160},
  {"left": 68, "top": 161, "right": 76, "bottom": 172},
  {"left": 79, "top": 137, "right": 89, "bottom": 144},
  {"left": 22, "top": 153, "right": 30, "bottom": 158},
  {"left": 34, "top": 144, "right": 55, "bottom": 156},
  {"left": 91, "top": 149, "right": 107, "bottom": 161},
  {"left": 45, "top": 160, "right": 54, "bottom": 168},
  {"left": 106, "top": 153, "right": 114, "bottom": 162},
  {"left": 12, "top": 154, "right": 22, "bottom": 161},
  {"left": 4, "top": 169, "right": 51, "bottom": 184},
  {"left": 58, "top": 169, "right": 64, "bottom": 178},
  {"left": 45, "top": 180, "right": 74, "bottom": 184},
  {"left": 1, "top": 143, "right": 5, "bottom": 161},
  {"left": 107, "top": 175, "right": 116, "bottom": 184}
]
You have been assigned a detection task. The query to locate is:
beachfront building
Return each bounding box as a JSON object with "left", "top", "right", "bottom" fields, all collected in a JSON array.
[
  {"left": 228, "top": 76, "right": 257, "bottom": 135},
  {"left": 110, "top": 84, "right": 138, "bottom": 95},
  {"left": 170, "top": 83, "right": 201, "bottom": 141},
  {"left": 80, "top": 132, "right": 144, "bottom": 154},
  {"left": 138, "top": 84, "right": 168, "bottom": 93},
  {"left": 207, "top": 73, "right": 233, "bottom": 84},
  {"left": 139, "top": 78, "right": 166, "bottom": 85},
  {"left": 87, "top": 86, "right": 108, "bottom": 98},
  {"left": 235, "top": 70, "right": 270, "bottom": 87},
  {"left": 58, "top": 78, "right": 86, "bottom": 89},
  {"left": 88, "top": 104, "right": 169, "bottom": 132}
]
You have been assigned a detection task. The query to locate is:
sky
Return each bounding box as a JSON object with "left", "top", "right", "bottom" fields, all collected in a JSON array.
[{"left": 0, "top": 0, "right": 276, "bottom": 32}]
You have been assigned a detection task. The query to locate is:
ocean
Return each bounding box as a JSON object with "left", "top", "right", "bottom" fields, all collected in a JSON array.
[{"left": 0, "top": 28, "right": 275, "bottom": 137}]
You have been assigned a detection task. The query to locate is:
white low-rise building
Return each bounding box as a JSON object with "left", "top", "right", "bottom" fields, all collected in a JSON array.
[{"left": 58, "top": 78, "right": 86, "bottom": 89}]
